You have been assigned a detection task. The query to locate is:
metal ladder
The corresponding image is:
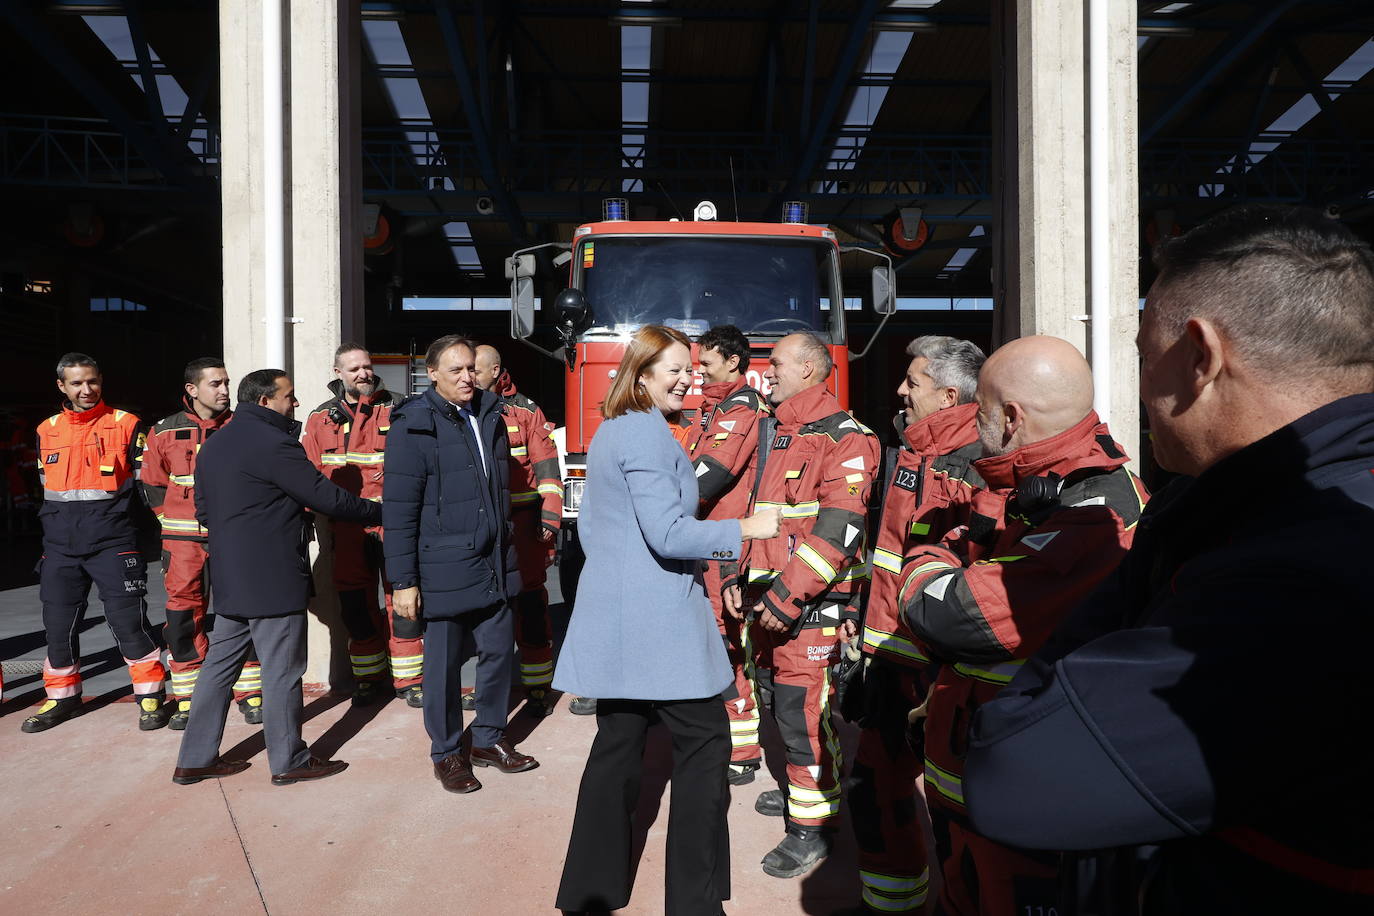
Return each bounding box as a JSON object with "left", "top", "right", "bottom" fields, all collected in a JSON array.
[{"left": 407, "top": 340, "right": 428, "bottom": 397}]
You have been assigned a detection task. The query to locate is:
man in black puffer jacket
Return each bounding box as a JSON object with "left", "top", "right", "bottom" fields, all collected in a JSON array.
[
  {"left": 173, "top": 369, "right": 382, "bottom": 788},
  {"left": 384, "top": 335, "right": 537, "bottom": 796},
  {"left": 963, "top": 206, "right": 1374, "bottom": 914}
]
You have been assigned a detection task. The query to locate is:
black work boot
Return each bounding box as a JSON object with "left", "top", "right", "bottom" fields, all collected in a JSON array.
[
  {"left": 352, "top": 679, "right": 385, "bottom": 707},
  {"left": 524, "top": 687, "right": 552, "bottom": 718},
  {"left": 238, "top": 695, "right": 264, "bottom": 724},
  {"left": 138, "top": 693, "right": 172, "bottom": 731},
  {"left": 396, "top": 685, "right": 423, "bottom": 708},
  {"left": 21, "top": 696, "right": 82, "bottom": 733},
  {"left": 761, "top": 821, "right": 832, "bottom": 878},
  {"left": 728, "top": 762, "right": 760, "bottom": 786},
  {"left": 754, "top": 787, "right": 786, "bottom": 816},
  {"left": 169, "top": 698, "right": 192, "bottom": 730},
  {"left": 461, "top": 690, "right": 477, "bottom": 711}
]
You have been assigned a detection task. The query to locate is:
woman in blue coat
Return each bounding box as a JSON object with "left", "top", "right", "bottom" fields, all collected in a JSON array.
[{"left": 555, "top": 325, "right": 780, "bottom": 916}]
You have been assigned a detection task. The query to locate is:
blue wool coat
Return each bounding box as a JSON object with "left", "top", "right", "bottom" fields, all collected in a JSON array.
[
  {"left": 553, "top": 408, "right": 742, "bottom": 701},
  {"left": 382, "top": 386, "right": 520, "bottom": 617}
]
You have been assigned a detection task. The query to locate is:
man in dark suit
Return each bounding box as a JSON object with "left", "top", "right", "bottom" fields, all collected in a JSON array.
[
  {"left": 384, "top": 335, "right": 539, "bottom": 794},
  {"left": 171, "top": 369, "right": 383, "bottom": 787}
]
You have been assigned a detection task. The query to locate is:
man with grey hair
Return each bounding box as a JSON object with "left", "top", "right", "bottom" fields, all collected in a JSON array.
[
  {"left": 963, "top": 206, "right": 1374, "bottom": 913},
  {"left": 837, "top": 335, "right": 986, "bottom": 915}
]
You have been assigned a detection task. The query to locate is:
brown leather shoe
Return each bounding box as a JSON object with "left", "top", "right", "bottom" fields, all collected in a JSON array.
[
  {"left": 172, "top": 758, "right": 251, "bottom": 785},
  {"left": 270, "top": 756, "right": 349, "bottom": 786},
  {"left": 470, "top": 738, "right": 539, "bottom": 773},
  {"left": 434, "top": 753, "right": 482, "bottom": 793}
]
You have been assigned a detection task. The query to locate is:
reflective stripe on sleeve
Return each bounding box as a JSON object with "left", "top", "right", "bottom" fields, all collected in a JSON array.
[
  {"left": 169, "top": 474, "right": 196, "bottom": 487},
  {"left": 952, "top": 658, "right": 1025, "bottom": 685},
  {"left": 872, "top": 548, "right": 903, "bottom": 575},
  {"left": 861, "top": 626, "right": 931, "bottom": 664},
  {"left": 795, "top": 543, "right": 837, "bottom": 582}
]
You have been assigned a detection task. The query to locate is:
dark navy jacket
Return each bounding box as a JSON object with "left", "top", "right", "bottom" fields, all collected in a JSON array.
[
  {"left": 382, "top": 386, "right": 520, "bottom": 617},
  {"left": 964, "top": 394, "right": 1374, "bottom": 914},
  {"left": 194, "top": 403, "right": 382, "bottom": 618}
]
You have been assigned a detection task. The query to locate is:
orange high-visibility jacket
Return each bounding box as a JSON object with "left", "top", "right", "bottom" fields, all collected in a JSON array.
[{"left": 37, "top": 400, "right": 144, "bottom": 553}]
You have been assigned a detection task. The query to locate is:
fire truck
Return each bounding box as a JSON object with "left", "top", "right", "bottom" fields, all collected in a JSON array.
[{"left": 506, "top": 198, "right": 896, "bottom": 598}]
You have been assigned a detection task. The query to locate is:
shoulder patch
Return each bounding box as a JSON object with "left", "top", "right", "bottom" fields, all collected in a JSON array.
[
  {"left": 1059, "top": 466, "right": 1146, "bottom": 530},
  {"left": 1021, "top": 530, "right": 1060, "bottom": 551}
]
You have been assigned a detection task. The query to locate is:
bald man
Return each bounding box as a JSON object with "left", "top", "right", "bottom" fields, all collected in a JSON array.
[
  {"left": 896, "top": 336, "right": 1148, "bottom": 916},
  {"left": 474, "top": 344, "right": 563, "bottom": 717}
]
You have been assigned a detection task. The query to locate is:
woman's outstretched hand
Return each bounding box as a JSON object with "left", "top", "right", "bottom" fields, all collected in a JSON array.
[{"left": 740, "top": 506, "right": 782, "bottom": 541}]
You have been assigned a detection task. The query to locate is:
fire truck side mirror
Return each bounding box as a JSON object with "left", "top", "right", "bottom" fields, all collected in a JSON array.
[
  {"left": 871, "top": 264, "right": 896, "bottom": 315},
  {"left": 511, "top": 276, "right": 537, "bottom": 339},
  {"left": 505, "top": 254, "right": 536, "bottom": 279}
]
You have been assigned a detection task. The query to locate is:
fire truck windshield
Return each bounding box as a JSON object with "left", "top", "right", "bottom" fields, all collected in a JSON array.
[{"left": 576, "top": 236, "right": 838, "bottom": 338}]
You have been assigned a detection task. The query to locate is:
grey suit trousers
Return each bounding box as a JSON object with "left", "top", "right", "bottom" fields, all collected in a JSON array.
[{"left": 176, "top": 612, "right": 311, "bottom": 776}]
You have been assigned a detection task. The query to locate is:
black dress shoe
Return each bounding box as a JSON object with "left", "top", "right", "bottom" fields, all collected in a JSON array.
[
  {"left": 172, "top": 758, "right": 252, "bottom": 785},
  {"left": 434, "top": 753, "right": 482, "bottom": 793},
  {"left": 470, "top": 738, "right": 539, "bottom": 773},
  {"left": 271, "top": 756, "right": 349, "bottom": 786}
]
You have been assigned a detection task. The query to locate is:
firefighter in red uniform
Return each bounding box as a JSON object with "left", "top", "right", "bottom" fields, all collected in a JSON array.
[
  {"left": 841, "top": 336, "right": 988, "bottom": 915},
  {"left": 684, "top": 325, "right": 771, "bottom": 785},
  {"left": 474, "top": 344, "right": 563, "bottom": 716},
  {"left": 898, "top": 336, "right": 1147, "bottom": 915},
  {"left": 730, "top": 331, "right": 880, "bottom": 878},
  {"left": 302, "top": 344, "right": 423, "bottom": 706},
  {"left": 141, "top": 358, "right": 264, "bottom": 729},
  {"left": 23, "top": 353, "right": 170, "bottom": 733}
]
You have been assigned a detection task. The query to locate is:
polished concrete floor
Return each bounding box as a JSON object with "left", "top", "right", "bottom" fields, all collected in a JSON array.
[{"left": 0, "top": 554, "right": 895, "bottom": 915}]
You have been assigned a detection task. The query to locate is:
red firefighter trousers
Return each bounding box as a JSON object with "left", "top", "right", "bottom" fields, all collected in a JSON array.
[
  {"left": 704, "top": 562, "right": 761, "bottom": 766},
  {"left": 512, "top": 508, "right": 554, "bottom": 689},
  {"left": 848, "top": 661, "right": 932, "bottom": 913},
  {"left": 333, "top": 521, "right": 422, "bottom": 690},
  {"left": 753, "top": 618, "right": 843, "bottom": 829},
  {"left": 162, "top": 539, "right": 260, "bottom": 702}
]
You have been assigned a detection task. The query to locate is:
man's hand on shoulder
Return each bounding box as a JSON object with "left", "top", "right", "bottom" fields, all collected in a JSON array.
[{"left": 393, "top": 586, "right": 422, "bottom": 620}]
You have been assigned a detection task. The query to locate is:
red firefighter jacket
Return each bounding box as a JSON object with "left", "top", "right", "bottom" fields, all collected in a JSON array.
[
  {"left": 899, "top": 411, "right": 1147, "bottom": 814},
  {"left": 687, "top": 378, "right": 770, "bottom": 517},
  {"left": 302, "top": 380, "right": 392, "bottom": 503},
  {"left": 862, "top": 401, "right": 984, "bottom": 669},
  {"left": 687, "top": 377, "right": 771, "bottom": 601},
  {"left": 139, "top": 398, "right": 232, "bottom": 541},
  {"left": 496, "top": 370, "right": 563, "bottom": 533},
  {"left": 37, "top": 400, "right": 144, "bottom": 554},
  {"left": 740, "top": 383, "right": 880, "bottom": 633}
]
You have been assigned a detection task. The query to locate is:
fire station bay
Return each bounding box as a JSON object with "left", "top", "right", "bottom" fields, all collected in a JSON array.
[{"left": 2, "top": 3, "right": 1372, "bottom": 915}]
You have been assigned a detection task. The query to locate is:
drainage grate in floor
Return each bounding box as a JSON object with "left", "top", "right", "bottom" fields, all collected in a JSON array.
[{"left": 2, "top": 660, "right": 45, "bottom": 677}]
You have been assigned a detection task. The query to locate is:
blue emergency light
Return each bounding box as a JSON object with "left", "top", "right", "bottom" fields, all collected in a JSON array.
[
  {"left": 782, "top": 201, "right": 808, "bottom": 224},
  {"left": 603, "top": 198, "right": 629, "bottom": 221}
]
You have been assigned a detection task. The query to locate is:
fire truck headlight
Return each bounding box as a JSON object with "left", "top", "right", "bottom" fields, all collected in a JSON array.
[{"left": 565, "top": 478, "right": 586, "bottom": 512}]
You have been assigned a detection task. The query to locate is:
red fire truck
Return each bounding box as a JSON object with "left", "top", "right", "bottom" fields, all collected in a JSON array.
[{"left": 506, "top": 199, "right": 896, "bottom": 597}]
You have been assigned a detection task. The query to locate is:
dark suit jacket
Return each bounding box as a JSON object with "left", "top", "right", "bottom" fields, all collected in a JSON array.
[
  {"left": 194, "top": 403, "right": 381, "bottom": 618},
  {"left": 382, "top": 386, "right": 520, "bottom": 617}
]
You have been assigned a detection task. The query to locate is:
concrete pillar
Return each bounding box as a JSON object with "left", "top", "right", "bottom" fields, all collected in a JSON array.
[
  {"left": 220, "top": 0, "right": 363, "bottom": 687},
  {"left": 990, "top": 0, "right": 1139, "bottom": 463},
  {"left": 290, "top": 0, "right": 364, "bottom": 689},
  {"left": 219, "top": 0, "right": 269, "bottom": 384}
]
